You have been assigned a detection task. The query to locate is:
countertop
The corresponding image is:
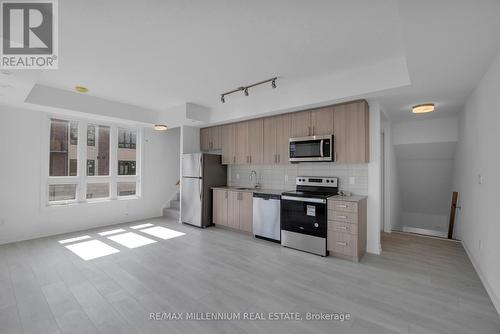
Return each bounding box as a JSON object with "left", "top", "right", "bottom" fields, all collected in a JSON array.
[
  {"left": 211, "top": 186, "right": 285, "bottom": 196},
  {"left": 328, "top": 195, "right": 367, "bottom": 202},
  {"left": 212, "top": 187, "right": 367, "bottom": 200}
]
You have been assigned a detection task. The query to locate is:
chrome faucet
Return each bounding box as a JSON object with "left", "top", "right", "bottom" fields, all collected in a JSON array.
[{"left": 250, "top": 170, "right": 261, "bottom": 189}]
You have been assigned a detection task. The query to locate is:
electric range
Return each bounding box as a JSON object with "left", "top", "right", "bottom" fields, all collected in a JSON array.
[{"left": 280, "top": 176, "right": 338, "bottom": 256}]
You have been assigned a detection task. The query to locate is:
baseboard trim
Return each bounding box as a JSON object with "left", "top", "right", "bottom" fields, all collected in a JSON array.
[{"left": 462, "top": 240, "right": 500, "bottom": 317}]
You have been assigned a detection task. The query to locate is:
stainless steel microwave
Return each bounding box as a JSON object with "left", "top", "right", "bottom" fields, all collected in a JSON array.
[{"left": 289, "top": 135, "right": 334, "bottom": 162}]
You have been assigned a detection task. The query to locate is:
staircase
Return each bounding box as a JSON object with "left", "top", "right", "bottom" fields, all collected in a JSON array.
[{"left": 163, "top": 190, "right": 180, "bottom": 220}]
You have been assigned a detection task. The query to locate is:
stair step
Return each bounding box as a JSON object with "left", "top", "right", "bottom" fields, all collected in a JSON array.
[
  {"left": 170, "top": 199, "right": 180, "bottom": 210},
  {"left": 163, "top": 207, "right": 180, "bottom": 220}
]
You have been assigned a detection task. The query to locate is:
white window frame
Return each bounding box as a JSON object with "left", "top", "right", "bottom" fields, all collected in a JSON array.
[{"left": 41, "top": 115, "right": 142, "bottom": 206}]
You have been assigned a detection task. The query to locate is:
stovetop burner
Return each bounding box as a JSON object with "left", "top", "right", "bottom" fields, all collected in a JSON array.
[
  {"left": 281, "top": 176, "right": 339, "bottom": 199},
  {"left": 281, "top": 190, "right": 335, "bottom": 199}
]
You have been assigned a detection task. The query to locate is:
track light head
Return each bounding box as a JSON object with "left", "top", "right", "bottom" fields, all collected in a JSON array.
[
  {"left": 244, "top": 88, "right": 249, "bottom": 96},
  {"left": 221, "top": 95, "right": 225, "bottom": 103},
  {"left": 271, "top": 78, "right": 277, "bottom": 89}
]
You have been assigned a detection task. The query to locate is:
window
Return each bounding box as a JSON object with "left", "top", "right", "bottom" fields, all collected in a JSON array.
[
  {"left": 46, "top": 117, "right": 140, "bottom": 205},
  {"left": 87, "top": 125, "right": 95, "bottom": 146},
  {"left": 87, "top": 183, "right": 110, "bottom": 199},
  {"left": 49, "top": 119, "right": 78, "bottom": 176},
  {"left": 118, "top": 161, "right": 136, "bottom": 175},
  {"left": 118, "top": 129, "right": 136, "bottom": 149},
  {"left": 117, "top": 182, "right": 136, "bottom": 196},
  {"left": 87, "top": 160, "right": 95, "bottom": 176},
  {"left": 87, "top": 124, "right": 110, "bottom": 176}
]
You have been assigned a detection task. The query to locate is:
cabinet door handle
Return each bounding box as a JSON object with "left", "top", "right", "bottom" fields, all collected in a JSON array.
[
  {"left": 225, "top": 191, "right": 228, "bottom": 199},
  {"left": 336, "top": 241, "right": 347, "bottom": 246},
  {"left": 334, "top": 152, "right": 337, "bottom": 162},
  {"left": 308, "top": 126, "right": 311, "bottom": 136},
  {"left": 278, "top": 154, "right": 280, "bottom": 163},
  {"left": 233, "top": 156, "right": 236, "bottom": 163},
  {"left": 249, "top": 156, "right": 252, "bottom": 164},
  {"left": 274, "top": 154, "right": 277, "bottom": 163},
  {"left": 312, "top": 126, "right": 315, "bottom": 135}
]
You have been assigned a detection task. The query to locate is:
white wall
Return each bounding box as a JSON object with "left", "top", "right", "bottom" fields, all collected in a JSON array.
[
  {"left": 453, "top": 49, "right": 500, "bottom": 314},
  {"left": 393, "top": 116, "right": 458, "bottom": 145},
  {"left": 0, "top": 106, "right": 180, "bottom": 245},
  {"left": 367, "top": 101, "right": 382, "bottom": 254}
]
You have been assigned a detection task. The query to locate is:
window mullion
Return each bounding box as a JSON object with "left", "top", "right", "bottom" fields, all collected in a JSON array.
[
  {"left": 110, "top": 125, "right": 118, "bottom": 199},
  {"left": 78, "top": 120, "right": 88, "bottom": 202}
]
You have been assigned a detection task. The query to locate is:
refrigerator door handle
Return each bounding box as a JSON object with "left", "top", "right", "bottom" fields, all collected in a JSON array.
[
  {"left": 199, "top": 178, "right": 202, "bottom": 202},
  {"left": 199, "top": 154, "right": 203, "bottom": 177}
]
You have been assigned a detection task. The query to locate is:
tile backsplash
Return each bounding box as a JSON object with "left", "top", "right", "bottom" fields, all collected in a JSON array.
[{"left": 228, "top": 163, "right": 368, "bottom": 195}]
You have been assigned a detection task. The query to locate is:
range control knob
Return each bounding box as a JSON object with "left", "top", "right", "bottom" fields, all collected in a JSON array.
[{"left": 314, "top": 223, "right": 319, "bottom": 227}]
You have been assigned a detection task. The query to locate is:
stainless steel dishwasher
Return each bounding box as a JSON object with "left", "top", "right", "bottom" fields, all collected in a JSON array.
[{"left": 252, "top": 193, "right": 281, "bottom": 242}]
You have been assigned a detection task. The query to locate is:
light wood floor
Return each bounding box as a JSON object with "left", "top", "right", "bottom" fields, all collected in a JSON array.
[{"left": 0, "top": 217, "right": 499, "bottom": 334}]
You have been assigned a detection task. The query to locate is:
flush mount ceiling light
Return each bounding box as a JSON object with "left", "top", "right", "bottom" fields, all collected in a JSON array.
[
  {"left": 75, "top": 85, "right": 88, "bottom": 93},
  {"left": 411, "top": 103, "right": 435, "bottom": 114},
  {"left": 154, "top": 124, "right": 168, "bottom": 131},
  {"left": 220, "top": 77, "right": 277, "bottom": 103}
]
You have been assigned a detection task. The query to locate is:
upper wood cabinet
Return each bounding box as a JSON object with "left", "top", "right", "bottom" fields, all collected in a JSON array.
[
  {"left": 333, "top": 100, "right": 369, "bottom": 163},
  {"left": 235, "top": 122, "right": 249, "bottom": 164},
  {"left": 208, "top": 99, "right": 368, "bottom": 165},
  {"left": 221, "top": 124, "right": 236, "bottom": 165},
  {"left": 290, "top": 107, "right": 334, "bottom": 138},
  {"left": 263, "top": 114, "right": 291, "bottom": 164},
  {"left": 247, "top": 119, "right": 263, "bottom": 165},
  {"left": 200, "top": 126, "right": 221, "bottom": 151},
  {"left": 311, "top": 107, "right": 334, "bottom": 136},
  {"left": 291, "top": 110, "right": 312, "bottom": 138}
]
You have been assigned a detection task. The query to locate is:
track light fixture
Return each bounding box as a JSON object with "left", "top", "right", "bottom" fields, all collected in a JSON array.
[{"left": 220, "top": 77, "right": 277, "bottom": 103}]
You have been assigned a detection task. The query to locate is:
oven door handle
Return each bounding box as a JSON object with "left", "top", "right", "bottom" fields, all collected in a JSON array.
[
  {"left": 320, "top": 139, "right": 324, "bottom": 157},
  {"left": 281, "top": 196, "right": 326, "bottom": 204}
]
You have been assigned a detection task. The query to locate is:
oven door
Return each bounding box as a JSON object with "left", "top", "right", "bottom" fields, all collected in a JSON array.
[
  {"left": 289, "top": 135, "right": 332, "bottom": 162},
  {"left": 280, "top": 196, "right": 327, "bottom": 238}
]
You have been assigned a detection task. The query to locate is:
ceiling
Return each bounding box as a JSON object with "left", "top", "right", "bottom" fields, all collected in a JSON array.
[{"left": 1, "top": 0, "right": 500, "bottom": 125}]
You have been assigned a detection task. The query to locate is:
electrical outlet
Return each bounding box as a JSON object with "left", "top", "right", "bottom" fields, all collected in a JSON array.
[
  {"left": 285, "top": 174, "right": 289, "bottom": 183},
  {"left": 349, "top": 177, "right": 355, "bottom": 185},
  {"left": 478, "top": 174, "right": 484, "bottom": 184},
  {"left": 0, "top": 218, "right": 5, "bottom": 227},
  {"left": 236, "top": 173, "right": 240, "bottom": 180}
]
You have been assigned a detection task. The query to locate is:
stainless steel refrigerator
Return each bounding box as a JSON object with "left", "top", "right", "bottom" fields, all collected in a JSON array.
[{"left": 181, "top": 153, "right": 227, "bottom": 228}]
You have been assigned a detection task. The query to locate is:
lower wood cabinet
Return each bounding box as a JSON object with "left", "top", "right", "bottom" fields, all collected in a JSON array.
[
  {"left": 327, "top": 197, "right": 367, "bottom": 262},
  {"left": 212, "top": 189, "right": 253, "bottom": 233}
]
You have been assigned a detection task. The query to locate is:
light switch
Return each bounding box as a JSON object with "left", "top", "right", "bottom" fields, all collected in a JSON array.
[{"left": 478, "top": 174, "right": 484, "bottom": 184}]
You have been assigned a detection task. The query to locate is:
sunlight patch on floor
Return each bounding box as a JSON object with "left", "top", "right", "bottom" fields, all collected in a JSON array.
[
  {"left": 98, "top": 228, "right": 126, "bottom": 236},
  {"left": 58, "top": 235, "right": 91, "bottom": 244},
  {"left": 140, "top": 226, "right": 186, "bottom": 240},
  {"left": 107, "top": 232, "right": 156, "bottom": 248},
  {"left": 130, "top": 223, "right": 154, "bottom": 229},
  {"left": 65, "top": 239, "right": 120, "bottom": 260}
]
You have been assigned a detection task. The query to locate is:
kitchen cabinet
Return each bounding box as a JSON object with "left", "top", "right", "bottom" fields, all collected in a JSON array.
[
  {"left": 212, "top": 189, "right": 253, "bottom": 233},
  {"left": 238, "top": 192, "right": 253, "bottom": 232},
  {"left": 247, "top": 119, "right": 263, "bottom": 165},
  {"left": 333, "top": 100, "right": 369, "bottom": 163},
  {"left": 327, "top": 197, "right": 367, "bottom": 262},
  {"left": 221, "top": 124, "right": 236, "bottom": 165},
  {"left": 235, "top": 122, "right": 249, "bottom": 164},
  {"left": 291, "top": 110, "right": 311, "bottom": 137},
  {"left": 214, "top": 99, "right": 368, "bottom": 165},
  {"left": 213, "top": 189, "right": 228, "bottom": 226},
  {"left": 200, "top": 126, "right": 221, "bottom": 151},
  {"left": 228, "top": 190, "right": 240, "bottom": 229},
  {"left": 310, "top": 107, "right": 334, "bottom": 136},
  {"left": 263, "top": 114, "right": 291, "bottom": 164}
]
